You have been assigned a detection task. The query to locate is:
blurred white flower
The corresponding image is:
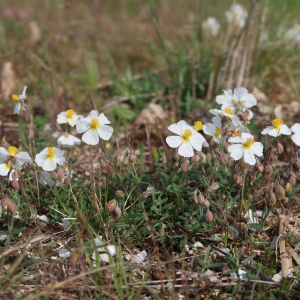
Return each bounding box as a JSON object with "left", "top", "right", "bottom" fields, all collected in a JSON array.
[
  {"left": 261, "top": 119, "right": 291, "bottom": 137},
  {"left": 39, "top": 171, "right": 64, "bottom": 187},
  {"left": 12, "top": 86, "right": 27, "bottom": 114},
  {"left": 228, "top": 133, "right": 263, "bottom": 165},
  {"left": 203, "top": 116, "right": 223, "bottom": 143},
  {"left": 202, "top": 17, "right": 220, "bottom": 37},
  {"left": 225, "top": 4, "right": 248, "bottom": 28},
  {"left": 35, "top": 147, "right": 66, "bottom": 171},
  {"left": 0, "top": 146, "right": 31, "bottom": 167},
  {"left": 57, "top": 109, "right": 81, "bottom": 127},
  {"left": 283, "top": 24, "right": 300, "bottom": 43},
  {"left": 57, "top": 133, "right": 81, "bottom": 148},
  {"left": 0, "top": 161, "right": 11, "bottom": 176},
  {"left": 166, "top": 120, "right": 208, "bottom": 157},
  {"left": 216, "top": 88, "right": 257, "bottom": 111},
  {"left": 76, "top": 110, "right": 113, "bottom": 145},
  {"left": 290, "top": 123, "right": 300, "bottom": 146}
]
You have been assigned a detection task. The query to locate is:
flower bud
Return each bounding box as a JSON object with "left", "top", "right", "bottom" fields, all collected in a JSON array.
[
  {"left": 0, "top": 196, "right": 17, "bottom": 214},
  {"left": 129, "top": 152, "right": 137, "bottom": 163},
  {"left": 64, "top": 175, "right": 71, "bottom": 185},
  {"left": 123, "top": 157, "right": 129, "bottom": 166},
  {"left": 12, "top": 171, "right": 19, "bottom": 180},
  {"left": 205, "top": 209, "right": 214, "bottom": 223},
  {"left": 181, "top": 161, "right": 189, "bottom": 173},
  {"left": 233, "top": 172, "right": 243, "bottom": 186},
  {"left": 289, "top": 172, "right": 297, "bottom": 185},
  {"left": 284, "top": 182, "right": 293, "bottom": 193},
  {"left": 277, "top": 143, "right": 284, "bottom": 154},
  {"left": 57, "top": 168, "right": 65, "bottom": 181},
  {"left": 100, "top": 158, "right": 108, "bottom": 169},
  {"left": 174, "top": 152, "right": 180, "bottom": 162},
  {"left": 274, "top": 184, "right": 285, "bottom": 200},
  {"left": 203, "top": 199, "right": 210, "bottom": 208},
  {"left": 199, "top": 152, "right": 206, "bottom": 163},
  {"left": 248, "top": 172, "right": 256, "bottom": 184},
  {"left": 113, "top": 206, "right": 122, "bottom": 219},
  {"left": 219, "top": 153, "right": 228, "bottom": 166},
  {"left": 63, "top": 165, "right": 69, "bottom": 173},
  {"left": 238, "top": 160, "right": 246, "bottom": 170},
  {"left": 283, "top": 197, "right": 289, "bottom": 204},
  {"left": 117, "top": 153, "right": 126, "bottom": 163},
  {"left": 107, "top": 199, "right": 117, "bottom": 212},
  {"left": 10, "top": 179, "right": 20, "bottom": 190},
  {"left": 256, "top": 162, "right": 264, "bottom": 173},
  {"left": 264, "top": 164, "right": 273, "bottom": 175},
  {"left": 115, "top": 190, "right": 124, "bottom": 198},
  {"left": 191, "top": 154, "right": 200, "bottom": 163},
  {"left": 269, "top": 150, "right": 278, "bottom": 162},
  {"left": 293, "top": 159, "right": 300, "bottom": 172},
  {"left": 107, "top": 165, "right": 113, "bottom": 176},
  {"left": 197, "top": 194, "right": 205, "bottom": 205},
  {"left": 208, "top": 182, "right": 219, "bottom": 193},
  {"left": 266, "top": 190, "right": 277, "bottom": 205},
  {"left": 224, "top": 142, "right": 230, "bottom": 154}
]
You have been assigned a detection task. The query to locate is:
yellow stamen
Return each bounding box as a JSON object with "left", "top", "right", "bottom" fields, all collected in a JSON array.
[
  {"left": 7, "top": 146, "right": 19, "bottom": 156},
  {"left": 242, "top": 138, "right": 254, "bottom": 150},
  {"left": 90, "top": 118, "right": 100, "bottom": 130},
  {"left": 224, "top": 107, "right": 234, "bottom": 115},
  {"left": 194, "top": 121, "right": 203, "bottom": 131},
  {"left": 66, "top": 109, "right": 75, "bottom": 120},
  {"left": 47, "top": 147, "right": 55, "bottom": 160},
  {"left": 5, "top": 161, "right": 11, "bottom": 170},
  {"left": 215, "top": 127, "right": 222, "bottom": 138},
  {"left": 181, "top": 129, "right": 193, "bottom": 143},
  {"left": 271, "top": 118, "right": 283, "bottom": 131},
  {"left": 12, "top": 94, "right": 19, "bottom": 101},
  {"left": 233, "top": 131, "right": 241, "bottom": 137}
]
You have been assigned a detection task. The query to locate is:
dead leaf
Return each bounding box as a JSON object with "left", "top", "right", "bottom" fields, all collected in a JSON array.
[
  {"left": 135, "top": 103, "right": 167, "bottom": 126},
  {"left": 1, "top": 62, "right": 17, "bottom": 100},
  {"left": 28, "top": 21, "right": 41, "bottom": 44}
]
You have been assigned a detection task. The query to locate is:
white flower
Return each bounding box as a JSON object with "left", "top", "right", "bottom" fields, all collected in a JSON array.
[
  {"left": 57, "top": 133, "right": 81, "bottom": 148},
  {"left": 291, "top": 123, "right": 300, "bottom": 146},
  {"left": 228, "top": 133, "right": 263, "bottom": 165},
  {"left": 216, "top": 88, "right": 257, "bottom": 111},
  {"left": 202, "top": 17, "right": 220, "bottom": 37},
  {"left": 57, "top": 109, "right": 81, "bottom": 127},
  {"left": 39, "top": 171, "right": 64, "bottom": 187},
  {"left": 0, "top": 161, "right": 11, "bottom": 176},
  {"left": 225, "top": 4, "right": 248, "bottom": 28},
  {"left": 12, "top": 86, "right": 27, "bottom": 115},
  {"left": 261, "top": 118, "right": 291, "bottom": 137},
  {"left": 0, "top": 146, "right": 32, "bottom": 167},
  {"left": 283, "top": 24, "right": 300, "bottom": 43},
  {"left": 166, "top": 120, "right": 208, "bottom": 157},
  {"left": 35, "top": 147, "right": 66, "bottom": 171},
  {"left": 203, "top": 117, "right": 223, "bottom": 143},
  {"left": 76, "top": 110, "right": 113, "bottom": 145}
]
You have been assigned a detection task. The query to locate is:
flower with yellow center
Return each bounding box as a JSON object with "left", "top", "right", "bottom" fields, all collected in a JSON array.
[
  {"left": 228, "top": 133, "right": 263, "bottom": 165},
  {"left": 11, "top": 86, "right": 27, "bottom": 115},
  {"left": 76, "top": 110, "right": 113, "bottom": 145},
  {"left": 194, "top": 121, "right": 203, "bottom": 132},
  {"left": 35, "top": 147, "right": 66, "bottom": 171},
  {"left": 261, "top": 118, "right": 291, "bottom": 137},
  {"left": 166, "top": 120, "right": 208, "bottom": 157},
  {"left": 0, "top": 161, "right": 11, "bottom": 176},
  {"left": 57, "top": 109, "right": 81, "bottom": 127},
  {"left": 203, "top": 116, "right": 223, "bottom": 143},
  {"left": 0, "top": 145, "right": 31, "bottom": 167}
]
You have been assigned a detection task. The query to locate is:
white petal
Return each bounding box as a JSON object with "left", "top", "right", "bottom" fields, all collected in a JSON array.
[
  {"left": 57, "top": 112, "right": 67, "bottom": 124},
  {"left": 243, "top": 150, "right": 256, "bottom": 165},
  {"left": 280, "top": 125, "right": 291, "bottom": 135},
  {"left": 0, "top": 163, "right": 9, "bottom": 176},
  {"left": 57, "top": 156, "right": 66, "bottom": 166},
  {"left": 15, "top": 151, "right": 32, "bottom": 167},
  {"left": 228, "top": 144, "right": 244, "bottom": 160},
  {"left": 241, "top": 132, "right": 254, "bottom": 140},
  {"left": 76, "top": 118, "right": 91, "bottom": 133},
  {"left": 178, "top": 142, "right": 194, "bottom": 157},
  {"left": 39, "top": 172, "right": 54, "bottom": 186},
  {"left": 261, "top": 126, "right": 273, "bottom": 135},
  {"left": 251, "top": 142, "right": 263, "bottom": 157},
  {"left": 97, "top": 125, "right": 113, "bottom": 140},
  {"left": 291, "top": 123, "right": 300, "bottom": 134},
  {"left": 242, "top": 94, "right": 257, "bottom": 108},
  {"left": 228, "top": 136, "right": 244, "bottom": 143},
  {"left": 189, "top": 135, "right": 204, "bottom": 151},
  {"left": 0, "top": 148, "right": 9, "bottom": 163},
  {"left": 168, "top": 123, "right": 183, "bottom": 136},
  {"left": 292, "top": 133, "right": 300, "bottom": 146},
  {"left": 68, "top": 115, "right": 80, "bottom": 127},
  {"left": 53, "top": 147, "right": 64, "bottom": 158},
  {"left": 89, "top": 110, "right": 99, "bottom": 118},
  {"left": 13, "top": 102, "right": 21, "bottom": 114},
  {"left": 203, "top": 123, "right": 215, "bottom": 136},
  {"left": 82, "top": 129, "right": 99, "bottom": 145},
  {"left": 98, "top": 113, "right": 111, "bottom": 125},
  {"left": 42, "top": 159, "right": 57, "bottom": 171},
  {"left": 166, "top": 136, "right": 182, "bottom": 148}
]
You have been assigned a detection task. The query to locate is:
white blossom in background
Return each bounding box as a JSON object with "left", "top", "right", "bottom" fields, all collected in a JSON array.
[
  {"left": 202, "top": 17, "right": 220, "bottom": 37},
  {"left": 225, "top": 4, "right": 248, "bottom": 28},
  {"left": 57, "top": 109, "right": 82, "bottom": 127},
  {"left": 203, "top": 116, "right": 223, "bottom": 143},
  {"left": 0, "top": 146, "right": 32, "bottom": 167},
  {"left": 39, "top": 171, "right": 64, "bottom": 187},
  {"left": 228, "top": 133, "right": 263, "bottom": 165},
  {"left": 261, "top": 119, "right": 291, "bottom": 137},
  {"left": 283, "top": 24, "right": 300, "bottom": 43},
  {"left": 57, "top": 133, "right": 81, "bottom": 148},
  {"left": 166, "top": 120, "right": 208, "bottom": 157},
  {"left": 35, "top": 147, "right": 66, "bottom": 171},
  {"left": 0, "top": 161, "right": 11, "bottom": 176},
  {"left": 291, "top": 123, "right": 300, "bottom": 146},
  {"left": 12, "top": 86, "right": 27, "bottom": 114},
  {"left": 76, "top": 110, "right": 113, "bottom": 145}
]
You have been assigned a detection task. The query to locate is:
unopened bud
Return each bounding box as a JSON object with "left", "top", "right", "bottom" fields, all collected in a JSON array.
[
  {"left": 208, "top": 182, "right": 219, "bottom": 193},
  {"left": 277, "top": 143, "right": 284, "bottom": 154},
  {"left": 256, "top": 162, "right": 264, "bottom": 173},
  {"left": 0, "top": 196, "right": 17, "bottom": 214},
  {"left": 117, "top": 153, "right": 126, "bottom": 163},
  {"left": 113, "top": 206, "right": 122, "bottom": 218},
  {"left": 115, "top": 190, "right": 124, "bottom": 198},
  {"left": 12, "top": 171, "right": 19, "bottom": 180},
  {"left": 274, "top": 184, "right": 285, "bottom": 200},
  {"left": 181, "top": 161, "right": 189, "bottom": 173},
  {"left": 289, "top": 172, "right": 297, "bottom": 185},
  {"left": 57, "top": 169, "right": 65, "bottom": 181},
  {"left": 238, "top": 160, "right": 246, "bottom": 170},
  {"left": 63, "top": 165, "right": 69, "bottom": 173},
  {"left": 107, "top": 165, "right": 113, "bottom": 176},
  {"left": 224, "top": 142, "right": 230, "bottom": 154},
  {"left": 203, "top": 199, "right": 210, "bottom": 208},
  {"left": 64, "top": 175, "right": 71, "bottom": 185},
  {"left": 283, "top": 197, "right": 289, "bottom": 204},
  {"left": 194, "top": 193, "right": 205, "bottom": 204},
  {"left": 191, "top": 155, "right": 200, "bottom": 163},
  {"left": 234, "top": 172, "right": 243, "bottom": 185},
  {"left": 123, "top": 157, "right": 129, "bottom": 166},
  {"left": 199, "top": 152, "right": 206, "bottom": 163},
  {"left": 129, "top": 152, "right": 137, "bottom": 163},
  {"left": 219, "top": 153, "right": 228, "bottom": 166},
  {"left": 269, "top": 150, "right": 278, "bottom": 161},
  {"left": 10, "top": 179, "right": 20, "bottom": 190},
  {"left": 266, "top": 190, "right": 277, "bottom": 205},
  {"left": 205, "top": 209, "right": 214, "bottom": 223},
  {"left": 285, "top": 182, "right": 293, "bottom": 193},
  {"left": 264, "top": 164, "right": 273, "bottom": 175},
  {"left": 107, "top": 199, "right": 117, "bottom": 212},
  {"left": 100, "top": 158, "right": 108, "bottom": 169},
  {"left": 248, "top": 172, "right": 256, "bottom": 184},
  {"left": 293, "top": 159, "right": 300, "bottom": 172},
  {"left": 174, "top": 152, "right": 180, "bottom": 162}
]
